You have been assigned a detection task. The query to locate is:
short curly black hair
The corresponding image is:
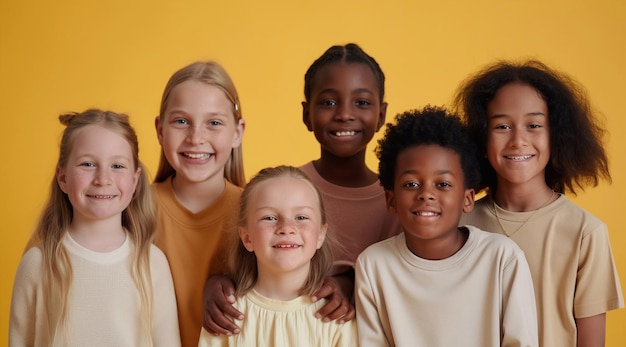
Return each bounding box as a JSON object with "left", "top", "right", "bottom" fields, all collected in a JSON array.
[{"left": 376, "top": 106, "right": 480, "bottom": 191}]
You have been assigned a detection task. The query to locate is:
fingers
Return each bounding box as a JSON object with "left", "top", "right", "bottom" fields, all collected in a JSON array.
[
  {"left": 202, "top": 275, "right": 244, "bottom": 335},
  {"left": 204, "top": 300, "right": 243, "bottom": 335},
  {"left": 312, "top": 277, "right": 354, "bottom": 323}
]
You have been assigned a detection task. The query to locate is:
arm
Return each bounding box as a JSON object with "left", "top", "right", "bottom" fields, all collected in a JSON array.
[
  {"left": 354, "top": 258, "right": 390, "bottom": 347},
  {"left": 151, "top": 248, "right": 181, "bottom": 347},
  {"left": 576, "top": 314, "right": 606, "bottom": 347},
  {"left": 202, "top": 274, "right": 244, "bottom": 335},
  {"left": 9, "top": 249, "right": 41, "bottom": 347},
  {"left": 501, "top": 248, "right": 539, "bottom": 347},
  {"left": 311, "top": 269, "right": 356, "bottom": 323}
]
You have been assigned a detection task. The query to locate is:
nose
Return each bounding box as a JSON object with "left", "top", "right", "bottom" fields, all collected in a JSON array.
[
  {"left": 333, "top": 103, "right": 355, "bottom": 122},
  {"left": 509, "top": 127, "right": 528, "bottom": 148},
  {"left": 93, "top": 167, "right": 112, "bottom": 186},
  {"left": 186, "top": 125, "right": 207, "bottom": 145},
  {"left": 417, "top": 187, "right": 436, "bottom": 201},
  {"left": 277, "top": 219, "right": 297, "bottom": 235}
]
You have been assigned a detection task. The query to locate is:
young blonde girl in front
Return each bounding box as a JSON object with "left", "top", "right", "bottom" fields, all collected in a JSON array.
[
  {"left": 9, "top": 109, "right": 180, "bottom": 346},
  {"left": 455, "top": 60, "right": 624, "bottom": 347},
  {"left": 152, "top": 61, "right": 245, "bottom": 347},
  {"left": 198, "top": 166, "right": 357, "bottom": 347}
]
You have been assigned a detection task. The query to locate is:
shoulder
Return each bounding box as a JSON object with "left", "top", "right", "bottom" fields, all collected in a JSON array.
[
  {"left": 541, "top": 196, "right": 606, "bottom": 239},
  {"left": 357, "top": 234, "right": 402, "bottom": 266},
  {"left": 223, "top": 180, "right": 243, "bottom": 201},
  {"left": 466, "top": 225, "right": 524, "bottom": 255},
  {"left": 14, "top": 247, "right": 44, "bottom": 284},
  {"left": 149, "top": 244, "right": 170, "bottom": 266}
]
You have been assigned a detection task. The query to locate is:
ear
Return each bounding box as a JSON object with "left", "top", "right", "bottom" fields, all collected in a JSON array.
[
  {"left": 155, "top": 116, "right": 164, "bottom": 145},
  {"left": 56, "top": 166, "right": 68, "bottom": 193},
  {"left": 302, "top": 101, "right": 313, "bottom": 131},
  {"left": 133, "top": 166, "right": 142, "bottom": 192},
  {"left": 231, "top": 118, "right": 245, "bottom": 148},
  {"left": 376, "top": 102, "right": 388, "bottom": 132},
  {"left": 462, "top": 188, "right": 476, "bottom": 213},
  {"left": 385, "top": 190, "right": 397, "bottom": 214},
  {"left": 238, "top": 226, "right": 254, "bottom": 252},
  {"left": 316, "top": 223, "right": 328, "bottom": 249}
]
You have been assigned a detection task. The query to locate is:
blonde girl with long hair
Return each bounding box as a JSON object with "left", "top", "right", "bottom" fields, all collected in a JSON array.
[
  {"left": 198, "top": 166, "right": 357, "bottom": 346},
  {"left": 152, "top": 61, "right": 245, "bottom": 347},
  {"left": 9, "top": 109, "right": 180, "bottom": 346}
]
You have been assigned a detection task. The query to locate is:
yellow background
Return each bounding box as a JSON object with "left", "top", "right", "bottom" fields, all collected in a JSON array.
[{"left": 1, "top": 0, "right": 625, "bottom": 344}]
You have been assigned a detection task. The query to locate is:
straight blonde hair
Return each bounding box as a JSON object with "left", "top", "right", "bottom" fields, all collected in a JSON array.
[
  {"left": 154, "top": 61, "right": 246, "bottom": 187},
  {"left": 32, "top": 109, "right": 156, "bottom": 346},
  {"left": 230, "top": 166, "right": 334, "bottom": 296}
]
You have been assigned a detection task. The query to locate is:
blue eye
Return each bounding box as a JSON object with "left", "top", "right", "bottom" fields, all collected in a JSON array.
[
  {"left": 173, "top": 119, "right": 189, "bottom": 125},
  {"left": 295, "top": 215, "right": 309, "bottom": 221},
  {"left": 209, "top": 120, "right": 223, "bottom": 126}
]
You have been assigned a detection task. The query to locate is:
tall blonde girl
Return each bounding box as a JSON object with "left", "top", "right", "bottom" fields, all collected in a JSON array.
[
  {"left": 152, "top": 61, "right": 245, "bottom": 347},
  {"left": 9, "top": 109, "right": 180, "bottom": 347}
]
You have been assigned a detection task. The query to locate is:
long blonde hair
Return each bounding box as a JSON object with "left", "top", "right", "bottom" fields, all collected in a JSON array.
[
  {"left": 154, "top": 61, "right": 246, "bottom": 187},
  {"left": 32, "top": 109, "right": 156, "bottom": 346},
  {"left": 230, "top": 166, "right": 334, "bottom": 296}
]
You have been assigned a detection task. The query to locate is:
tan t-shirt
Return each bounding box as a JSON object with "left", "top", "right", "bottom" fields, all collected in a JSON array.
[{"left": 460, "top": 194, "right": 624, "bottom": 346}]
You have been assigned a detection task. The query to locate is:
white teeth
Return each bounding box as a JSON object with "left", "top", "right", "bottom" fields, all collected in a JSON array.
[
  {"left": 274, "top": 244, "right": 300, "bottom": 248},
  {"left": 417, "top": 212, "right": 437, "bottom": 216},
  {"left": 184, "top": 153, "right": 211, "bottom": 159},
  {"left": 506, "top": 155, "right": 532, "bottom": 161},
  {"left": 334, "top": 130, "right": 356, "bottom": 137}
]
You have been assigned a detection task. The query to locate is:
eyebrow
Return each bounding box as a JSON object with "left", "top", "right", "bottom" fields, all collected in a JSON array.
[
  {"left": 489, "top": 111, "right": 546, "bottom": 119},
  {"left": 399, "top": 169, "right": 456, "bottom": 176},
  {"left": 317, "top": 87, "right": 375, "bottom": 95}
]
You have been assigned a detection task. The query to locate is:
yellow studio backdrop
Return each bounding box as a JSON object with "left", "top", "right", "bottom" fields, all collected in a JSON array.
[{"left": 1, "top": 0, "right": 624, "bottom": 344}]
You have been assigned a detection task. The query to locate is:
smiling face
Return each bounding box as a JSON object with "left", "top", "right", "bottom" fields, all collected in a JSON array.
[
  {"left": 156, "top": 80, "right": 244, "bottom": 185},
  {"left": 386, "top": 145, "right": 474, "bottom": 259},
  {"left": 57, "top": 125, "right": 140, "bottom": 225},
  {"left": 239, "top": 176, "right": 327, "bottom": 279},
  {"left": 486, "top": 82, "right": 550, "bottom": 190},
  {"left": 302, "top": 62, "right": 386, "bottom": 159}
]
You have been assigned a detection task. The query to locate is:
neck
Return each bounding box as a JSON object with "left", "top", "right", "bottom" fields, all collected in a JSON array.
[
  {"left": 493, "top": 181, "right": 554, "bottom": 212},
  {"left": 172, "top": 175, "right": 225, "bottom": 213},
  {"left": 68, "top": 216, "right": 126, "bottom": 252},
  {"left": 254, "top": 265, "right": 310, "bottom": 301},
  {"left": 406, "top": 227, "right": 469, "bottom": 260},
  {"left": 315, "top": 150, "right": 377, "bottom": 187}
]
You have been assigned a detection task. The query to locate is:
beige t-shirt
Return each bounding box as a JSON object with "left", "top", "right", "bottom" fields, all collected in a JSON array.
[
  {"left": 10, "top": 233, "right": 180, "bottom": 346},
  {"left": 460, "top": 194, "right": 624, "bottom": 346},
  {"left": 356, "top": 227, "right": 538, "bottom": 347}
]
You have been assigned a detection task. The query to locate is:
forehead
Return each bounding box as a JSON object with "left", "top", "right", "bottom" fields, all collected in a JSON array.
[
  {"left": 251, "top": 177, "right": 320, "bottom": 205},
  {"left": 395, "top": 145, "right": 463, "bottom": 174},
  {"left": 310, "top": 62, "right": 379, "bottom": 93},
  {"left": 167, "top": 80, "right": 233, "bottom": 111},
  {"left": 487, "top": 82, "right": 547, "bottom": 113},
  {"left": 69, "top": 125, "right": 133, "bottom": 157}
]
